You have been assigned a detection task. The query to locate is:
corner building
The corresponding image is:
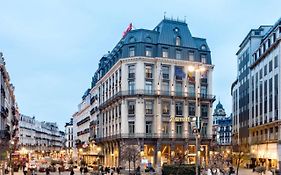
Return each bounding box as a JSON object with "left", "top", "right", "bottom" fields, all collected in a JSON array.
[{"left": 90, "top": 18, "right": 215, "bottom": 170}]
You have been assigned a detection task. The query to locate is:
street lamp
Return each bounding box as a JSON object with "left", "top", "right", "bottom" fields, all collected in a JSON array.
[
  {"left": 9, "top": 140, "right": 15, "bottom": 175},
  {"left": 188, "top": 64, "right": 206, "bottom": 175}
]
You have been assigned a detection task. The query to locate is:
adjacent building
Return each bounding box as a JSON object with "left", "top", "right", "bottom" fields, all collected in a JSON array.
[
  {"left": 19, "top": 114, "right": 65, "bottom": 152},
  {"left": 73, "top": 89, "right": 101, "bottom": 164},
  {"left": 249, "top": 18, "right": 281, "bottom": 169},
  {"left": 89, "top": 18, "right": 215, "bottom": 171},
  {"left": 65, "top": 118, "right": 74, "bottom": 149},
  {"left": 232, "top": 18, "right": 281, "bottom": 169},
  {"left": 0, "top": 52, "right": 20, "bottom": 162},
  {"left": 231, "top": 24, "right": 272, "bottom": 165},
  {"left": 213, "top": 101, "right": 232, "bottom": 148}
]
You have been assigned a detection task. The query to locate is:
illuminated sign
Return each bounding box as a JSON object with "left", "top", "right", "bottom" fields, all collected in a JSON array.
[
  {"left": 169, "top": 116, "right": 190, "bottom": 122},
  {"left": 122, "top": 23, "right": 132, "bottom": 38}
]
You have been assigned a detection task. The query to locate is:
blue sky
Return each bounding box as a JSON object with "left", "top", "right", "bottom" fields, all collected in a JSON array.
[{"left": 0, "top": 0, "right": 280, "bottom": 130}]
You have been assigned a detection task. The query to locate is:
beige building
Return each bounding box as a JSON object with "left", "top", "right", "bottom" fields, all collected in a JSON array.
[{"left": 89, "top": 18, "right": 215, "bottom": 171}]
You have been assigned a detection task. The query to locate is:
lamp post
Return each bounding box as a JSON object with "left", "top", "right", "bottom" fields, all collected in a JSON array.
[
  {"left": 9, "top": 140, "right": 15, "bottom": 175},
  {"left": 188, "top": 65, "right": 206, "bottom": 175}
]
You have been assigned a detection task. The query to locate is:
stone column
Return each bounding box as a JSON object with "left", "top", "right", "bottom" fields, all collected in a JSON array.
[
  {"left": 170, "top": 143, "right": 175, "bottom": 164},
  {"left": 184, "top": 140, "right": 189, "bottom": 164},
  {"left": 155, "top": 141, "right": 162, "bottom": 174}
]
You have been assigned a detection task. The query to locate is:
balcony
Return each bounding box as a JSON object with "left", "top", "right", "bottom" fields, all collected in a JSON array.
[
  {"left": 94, "top": 133, "right": 213, "bottom": 143},
  {"left": 99, "top": 90, "right": 215, "bottom": 109}
]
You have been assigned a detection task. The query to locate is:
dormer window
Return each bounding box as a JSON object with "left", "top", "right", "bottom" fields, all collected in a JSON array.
[
  {"left": 129, "top": 47, "right": 135, "bottom": 57},
  {"left": 176, "top": 36, "right": 181, "bottom": 46}
]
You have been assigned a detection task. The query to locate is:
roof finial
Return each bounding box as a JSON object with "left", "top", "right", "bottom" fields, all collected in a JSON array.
[
  {"left": 184, "top": 16, "right": 186, "bottom": 22},
  {"left": 164, "top": 11, "right": 166, "bottom": 19}
]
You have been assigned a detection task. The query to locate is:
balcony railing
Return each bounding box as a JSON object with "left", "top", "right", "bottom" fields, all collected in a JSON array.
[
  {"left": 94, "top": 133, "right": 213, "bottom": 142},
  {"left": 99, "top": 89, "right": 215, "bottom": 109}
]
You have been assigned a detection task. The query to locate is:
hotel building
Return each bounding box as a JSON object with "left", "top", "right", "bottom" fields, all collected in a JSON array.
[{"left": 89, "top": 18, "right": 215, "bottom": 171}]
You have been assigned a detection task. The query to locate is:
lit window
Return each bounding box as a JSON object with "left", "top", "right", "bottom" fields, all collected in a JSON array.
[
  {"left": 162, "top": 101, "right": 170, "bottom": 115},
  {"left": 145, "top": 65, "right": 153, "bottom": 78},
  {"left": 176, "top": 36, "right": 181, "bottom": 46}
]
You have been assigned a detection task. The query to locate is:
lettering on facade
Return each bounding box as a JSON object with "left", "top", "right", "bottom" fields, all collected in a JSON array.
[{"left": 169, "top": 116, "right": 190, "bottom": 122}]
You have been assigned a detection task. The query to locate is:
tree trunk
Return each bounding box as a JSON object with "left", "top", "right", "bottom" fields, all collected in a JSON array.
[
  {"left": 236, "top": 159, "right": 240, "bottom": 175},
  {"left": 129, "top": 160, "right": 131, "bottom": 174}
]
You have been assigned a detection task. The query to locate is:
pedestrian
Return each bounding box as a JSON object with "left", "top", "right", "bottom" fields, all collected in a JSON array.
[
  {"left": 110, "top": 168, "right": 114, "bottom": 175},
  {"left": 70, "top": 168, "right": 75, "bottom": 175},
  {"left": 116, "top": 167, "right": 120, "bottom": 174},
  {"left": 46, "top": 167, "right": 50, "bottom": 175},
  {"left": 80, "top": 166, "right": 83, "bottom": 174},
  {"left": 23, "top": 165, "right": 27, "bottom": 175}
]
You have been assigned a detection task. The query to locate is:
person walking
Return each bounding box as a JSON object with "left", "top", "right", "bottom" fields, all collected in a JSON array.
[{"left": 70, "top": 168, "right": 75, "bottom": 175}]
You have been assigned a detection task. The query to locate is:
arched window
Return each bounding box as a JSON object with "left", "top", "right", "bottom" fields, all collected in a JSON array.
[
  {"left": 176, "top": 36, "right": 181, "bottom": 46},
  {"left": 145, "top": 37, "right": 152, "bottom": 43}
]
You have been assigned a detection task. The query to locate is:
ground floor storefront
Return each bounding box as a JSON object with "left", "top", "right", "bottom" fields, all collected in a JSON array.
[
  {"left": 250, "top": 143, "right": 281, "bottom": 169},
  {"left": 97, "top": 137, "right": 211, "bottom": 173}
]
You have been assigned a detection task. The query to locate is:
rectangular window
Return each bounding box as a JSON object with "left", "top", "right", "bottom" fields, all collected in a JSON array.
[
  {"left": 128, "top": 65, "right": 135, "bottom": 79},
  {"left": 200, "top": 85, "right": 207, "bottom": 97},
  {"left": 162, "top": 122, "right": 169, "bottom": 135},
  {"left": 145, "top": 46, "right": 152, "bottom": 57},
  {"left": 175, "top": 66, "right": 185, "bottom": 80},
  {"left": 176, "top": 50, "right": 181, "bottom": 59},
  {"left": 274, "top": 56, "right": 278, "bottom": 68},
  {"left": 189, "top": 84, "right": 195, "bottom": 96},
  {"left": 162, "top": 48, "right": 168, "bottom": 58},
  {"left": 128, "top": 81, "right": 135, "bottom": 94},
  {"left": 145, "top": 81, "right": 153, "bottom": 94},
  {"left": 145, "top": 101, "right": 153, "bottom": 115},
  {"left": 129, "top": 122, "right": 135, "bottom": 134},
  {"left": 145, "top": 65, "right": 153, "bottom": 79},
  {"left": 264, "top": 64, "right": 267, "bottom": 76},
  {"left": 175, "top": 101, "right": 183, "bottom": 116},
  {"left": 146, "top": 121, "right": 152, "bottom": 134},
  {"left": 189, "top": 102, "right": 195, "bottom": 116},
  {"left": 269, "top": 78, "right": 273, "bottom": 112},
  {"left": 162, "top": 81, "right": 169, "bottom": 94},
  {"left": 176, "top": 123, "right": 183, "bottom": 136},
  {"left": 273, "top": 33, "right": 276, "bottom": 42},
  {"left": 201, "top": 54, "right": 207, "bottom": 64},
  {"left": 269, "top": 60, "right": 273, "bottom": 72},
  {"left": 162, "top": 66, "right": 170, "bottom": 79},
  {"left": 175, "top": 82, "right": 183, "bottom": 96},
  {"left": 201, "top": 104, "right": 208, "bottom": 117},
  {"left": 162, "top": 101, "right": 170, "bottom": 115},
  {"left": 128, "top": 101, "right": 135, "bottom": 115},
  {"left": 129, "top": 47, "right": 135, "bottom": 57},
  {"left": 189, "top": 51, "right": 195, "bottom": 61}
]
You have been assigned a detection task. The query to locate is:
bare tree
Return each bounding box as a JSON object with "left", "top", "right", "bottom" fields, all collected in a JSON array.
[{"left": 120, "top": 143, "right": 140, "bottom": 174}]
